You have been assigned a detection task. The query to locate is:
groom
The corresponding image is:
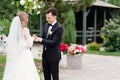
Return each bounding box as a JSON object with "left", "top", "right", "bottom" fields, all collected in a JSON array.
[{"left": 34, "top": 7, "right": 63, "bottom": 80}]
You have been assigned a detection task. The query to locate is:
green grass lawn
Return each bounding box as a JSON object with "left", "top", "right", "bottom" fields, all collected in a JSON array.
[
  {"left": 0, "top": 55, "right": 6, "bottom": 80},
  {"left": 0, "top": 55, "right": 6, "bottom": 64},
  {"left": 0, "top": 67, "right": 4, "bottom": 80},
  {"left": 87, "top": 50, "right": 120, "bottom": 56},
  {"left": 0, "top": 55, "right": 43, "bottom": 80}
]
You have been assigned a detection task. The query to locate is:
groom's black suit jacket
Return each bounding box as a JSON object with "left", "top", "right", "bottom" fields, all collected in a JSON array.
[{"left": 41, "top": 22, "right": 63, "bottom": 62}]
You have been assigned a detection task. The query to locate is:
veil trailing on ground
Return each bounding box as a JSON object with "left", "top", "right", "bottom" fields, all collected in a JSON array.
[{"left": 6, "top": 16, "right": 24, "bottom": 55}]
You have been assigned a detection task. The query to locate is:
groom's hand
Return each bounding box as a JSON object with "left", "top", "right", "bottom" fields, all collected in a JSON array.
[
  {"left": 32, "top": 34, "right": 42, "bottom": 42},
  {"left": 34, "top": 37, "right": 42, "bottom": 42}
]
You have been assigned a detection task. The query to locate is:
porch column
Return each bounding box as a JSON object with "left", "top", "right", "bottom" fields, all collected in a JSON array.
[
  {"left": 103, "top": 9, "right": 106, "bottom": 26},
  {"left": 39, "top": 13, "right": 43, "bottom": 35},
  {"left": 112, "top": 10, "right": 115, "bottom": 18},
  {"left": 83, "top": 9, "right": 87, "bottom": 45},
  {"left": 94, "top": 9, "right": 97, "bottom": 42}
]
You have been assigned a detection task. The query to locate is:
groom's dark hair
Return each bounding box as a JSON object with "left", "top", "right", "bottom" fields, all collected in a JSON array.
[{"left": 45, "top": 7, "right": 58, "bottom": 16}]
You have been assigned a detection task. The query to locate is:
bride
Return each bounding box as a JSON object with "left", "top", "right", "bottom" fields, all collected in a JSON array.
[{"left": 2, "top": 11, "right": 40, "bottom": 80}]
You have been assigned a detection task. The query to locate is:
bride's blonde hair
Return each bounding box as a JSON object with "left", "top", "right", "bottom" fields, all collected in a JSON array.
[{"left": 16, "top": 11, "right": 29, "bottom": 27}]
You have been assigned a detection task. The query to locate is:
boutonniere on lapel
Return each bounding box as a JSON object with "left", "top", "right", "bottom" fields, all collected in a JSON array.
[
  {"left": 48, "top": 24, "right": 55, "bottom": 36},
  {"left": 49, "top": 26, "right": 54, "bottom": 35},
  {"left": 49, "top": 30, "right": 53, "bottom": 35}
]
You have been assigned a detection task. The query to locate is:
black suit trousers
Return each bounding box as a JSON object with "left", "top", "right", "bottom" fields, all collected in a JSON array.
[{"left": 42, "top": 56, "right": 59, "bottom": 80}]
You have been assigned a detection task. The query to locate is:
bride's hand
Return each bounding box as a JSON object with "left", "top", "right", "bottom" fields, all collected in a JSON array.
[
  {"left": 32, "top": 34, "right": 37, "bottom": 39},
  {"left": 32, "top": 34, "right": 38, "bottom": 41}
]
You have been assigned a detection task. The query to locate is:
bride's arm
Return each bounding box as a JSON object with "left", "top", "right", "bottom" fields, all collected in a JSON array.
[{"left": 23, "top": 28, "right": 34, "bottom": 48}]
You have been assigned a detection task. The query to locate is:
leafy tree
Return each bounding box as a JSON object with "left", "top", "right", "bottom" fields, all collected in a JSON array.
[
  {"left": 101, "top": 0, "right": 120, "bottom": 6},
  {"left": 0, "top": 0, "right": 17, "bottom": 20},
  {"left": 0, "top": 0, "right": 16, "bottom": 35},
  {"left": 62, "top": 9, "right": 76, "bottom": 45},
  {"left": 67, "top": 0, "right": 96, "bottom": 12},
  {"left": 0, "top": 19, "right": 10, "bottom": 35},
  {"left": 11, "top": 0, "right": 45, "bottom": 14}
]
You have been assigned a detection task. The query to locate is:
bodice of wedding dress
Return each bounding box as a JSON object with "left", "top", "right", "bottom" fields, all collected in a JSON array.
[{"left": 19, "top": 28, "right": 33, "bottom": 50}]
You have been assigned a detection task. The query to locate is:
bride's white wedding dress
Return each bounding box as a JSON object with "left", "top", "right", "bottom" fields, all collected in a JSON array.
[{"left": 2, "top": 16, "right": 40, "bottom": 80}]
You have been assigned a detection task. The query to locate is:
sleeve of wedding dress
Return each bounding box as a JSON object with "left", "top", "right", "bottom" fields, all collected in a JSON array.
[
  {"left": 20, "top": 28, "right": 34, "bottom": 49},
  {"left": 24, "top": 37, "right": 33, "bottom": 48}
]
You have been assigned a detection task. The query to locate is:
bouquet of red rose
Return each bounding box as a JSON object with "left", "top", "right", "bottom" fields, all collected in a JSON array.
[{"left": 60, "top": 43, "right": 68, "bottom": 54}]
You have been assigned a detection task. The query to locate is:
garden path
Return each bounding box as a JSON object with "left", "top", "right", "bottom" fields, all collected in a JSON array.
[{"left": 59, "top": 54, "right": 120, "bottom": 80}]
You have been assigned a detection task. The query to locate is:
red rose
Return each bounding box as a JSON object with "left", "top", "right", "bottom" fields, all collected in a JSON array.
[{"left": 60, "top": 43, "right": 68, "bottom": 52}]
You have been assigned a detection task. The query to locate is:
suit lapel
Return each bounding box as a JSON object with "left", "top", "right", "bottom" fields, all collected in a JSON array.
[
  {"left": 45, "top": 24, "right": 49, "bottom": 38},
  {"left": 47, "top": 22, "right": 58, "bottom": 38},
  {"left": 51, "top": 22, "right": 61, "bottom": 34},
  {"left": 47, "top": 22, "right": 62, "bottom": 39}
]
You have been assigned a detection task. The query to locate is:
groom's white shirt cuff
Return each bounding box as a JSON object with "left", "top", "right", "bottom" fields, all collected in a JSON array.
[{"left": 40, "top": 38, "right": 43, "bottom": 42}]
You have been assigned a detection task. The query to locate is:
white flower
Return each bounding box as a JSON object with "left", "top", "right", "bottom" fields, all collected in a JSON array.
[
  {"left": 38, "top": 5, "right": 41, "bottom": 9},
  {"left": 49, "top": 31, "right": 53, "bottom": 35},
  {"left": 20, "top": 0, "right": 25, "bottom": 6},
  {"left": 32, "top": 5, "right": 37, "bottom": 9},
  {"left": 33, "top": 1, "right": 37, "bottom": 5},
  {"left": 37, "top": 11, "right": 40, "bottom": 15},
  {"left": 74, "top": 50, "right": 80, "bottom": 53},
  {"left": 13, "top": 0, "right": 45, "bottom": 14},
  {"left": 28, "top": 0, "right": 33, "bottom": 2}
]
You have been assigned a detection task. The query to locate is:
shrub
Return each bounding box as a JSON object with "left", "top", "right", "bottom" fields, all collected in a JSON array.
[
  {"left": 101, "top": 18, "right": 120, "bottom": 52},
  {"left": 87, "top": 42, "right": 100, "bottom": 51}
]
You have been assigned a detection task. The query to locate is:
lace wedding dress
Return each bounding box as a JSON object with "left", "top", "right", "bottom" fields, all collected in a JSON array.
[{"left": 2, "top": 16, "right": 40, "bottom": 80}]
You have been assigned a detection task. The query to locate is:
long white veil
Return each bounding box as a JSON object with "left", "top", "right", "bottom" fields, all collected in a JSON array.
[{"left": 6, "top": 16, "right": 24, "bottom": 56}]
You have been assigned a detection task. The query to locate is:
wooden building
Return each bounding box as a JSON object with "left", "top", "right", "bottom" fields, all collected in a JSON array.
[{"left": 75, "top": 0, "right": 120, "bottom": 45}]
